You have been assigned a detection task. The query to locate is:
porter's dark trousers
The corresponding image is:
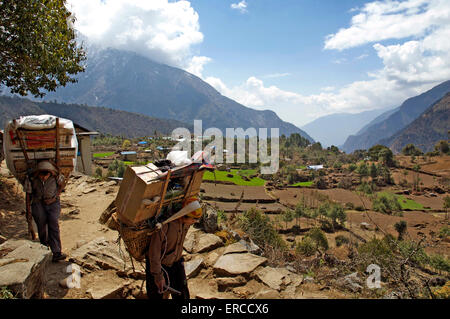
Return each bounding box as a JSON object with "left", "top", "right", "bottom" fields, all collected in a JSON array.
[
  {"left": 145, "top": 256, "right": 190, "bottom": 299},
  {"left": 31, "top": 198, "right": 62, "bottom": 254}
]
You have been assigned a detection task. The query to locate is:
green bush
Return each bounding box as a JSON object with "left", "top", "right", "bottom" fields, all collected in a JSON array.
[
  {"left": 306, "top": 227, "right": 329, "bottom": 250},
  {"left": 296, "top": 237, "right": 316, "bottom": 256},
  {"left": 117, "top": 161, "right": 126, "bottom": 178},
  {"left": 439, "top": 226, "right": 450, "bottom": 238},
  {"left": 394, "top": 220, "right": 407, "bottom": 240},
  {"left": 372, "top": 193, "right": 401, "bottom": 215},
  {"left": 358, "top": 237, "right": 394, "bottom": 268},
  {"left": 239, "top": 208, "right": 286, "bottom": 250},
  {"left": 428, "top": 254, "right": 450, "bottom": 273},
  {"left": 0, "top": 287, "right": 15, "bottom": 299},
  {"left": 357, "top": 181, "right": 373, "bottom": 194},
  {"left": 95, "top": 167, "right": 103, "bottom": 178},
  {"left": 397, "top": 240, "right": 429, "bottom": 266},
  {"left": 335, "top": 235, "right": 350, "bottom": 247},
  {"left": 217, "top": 210, "right": 227, "bottom": 224}
]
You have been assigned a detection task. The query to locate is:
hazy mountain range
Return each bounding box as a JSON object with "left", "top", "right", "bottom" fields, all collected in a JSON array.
[
  {"left": 39, "top": 48, "right": 313, "bottom": 141},
  {"left": 300, "top": 108, "right": 392, "bottom": 147}
]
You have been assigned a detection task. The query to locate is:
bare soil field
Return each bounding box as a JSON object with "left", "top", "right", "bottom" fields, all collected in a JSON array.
[
  {"left": 397, "top": 155, "right": 450, "bottom": 178},
  {"left": 204, "top": 200, "right": 286, "bottom": 214},
  {"left": 271, "top": 188, "right": 373, "bottom": 209},
  {"left": 391, "top": 169, "right": 441, "bottom": 189},
  {"left": 201, "top": 184, "right": 274, "bottom": 201}
]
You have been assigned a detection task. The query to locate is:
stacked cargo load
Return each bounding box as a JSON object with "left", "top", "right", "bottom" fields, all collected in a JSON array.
[
  {"left": 4, "top": 115, "right": 78, "bottom": 185},
  {"left": 107, "top": 151, "right": 215, "bottom": 261}
]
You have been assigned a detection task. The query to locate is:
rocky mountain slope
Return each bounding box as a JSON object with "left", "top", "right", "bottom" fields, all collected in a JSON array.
[
  {"left": 342, "top": 80, "right": 450, "bottom": 153},
  {"left": 40, "top": 48, "right": 313, "bottom": 140},
  {"left": 0, "top": 96, "right": 191, "bottom": 137},
  {"left": 381, "top": 93, "right": 450, "bottom": 153}
]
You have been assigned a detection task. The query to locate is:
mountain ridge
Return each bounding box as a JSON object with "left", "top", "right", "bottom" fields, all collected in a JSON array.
[
  {"left": 342, "top": 80, "right": 450, "bottom": 153},
  {"left": 381, "top": 92, "right": 450, "bottom": 153},
  {"left": 41, "top": 48, "right": 314, "bottom": 141},
  {"left": 0, "top": 95, "right": 191, "bottom": 137}
]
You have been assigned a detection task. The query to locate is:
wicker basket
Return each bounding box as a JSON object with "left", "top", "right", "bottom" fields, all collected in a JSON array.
[{"left": 112, "top": 213, "right": 154, "bottom": 262}]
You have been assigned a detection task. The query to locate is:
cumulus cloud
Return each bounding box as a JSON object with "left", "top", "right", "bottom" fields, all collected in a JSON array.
[
  {"left": 231, "top": 1, "right": 248, "bottom": 13},
  {"left": 67, "top": 0, "right": 205, "bottom": 69},
  {"left": 205, "top": 75, "right": 427, "bottom": 127},
  {"left": 324, "top": 0, "right": 449, "bottom": 51},
  {"left": 324, "top": 0, "right": 450, "bottom": 86}
]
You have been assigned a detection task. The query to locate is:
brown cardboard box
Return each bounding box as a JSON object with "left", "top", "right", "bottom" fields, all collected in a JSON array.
[
  {"left": 115, "top": 164, "right": 165, "bottom": 226},
  {"left": 115, "top": 163, "right": 207, "bottom": 226}
]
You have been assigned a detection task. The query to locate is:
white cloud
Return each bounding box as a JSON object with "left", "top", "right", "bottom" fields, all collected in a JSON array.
[
  {"left": 205, "top": 75, "right": 428, "bottom": 127},
  {"left": 67, "top": 0, "right": 205, "bottom": 69},
  {"left": 324, "top": 0, "right": 450, "bottom": 51},
  {"left": 186, "top": 56, "right": 212, "bottom": 78},
  {"left": 231, "top": 1, "right": 248, "bottom": 13}
]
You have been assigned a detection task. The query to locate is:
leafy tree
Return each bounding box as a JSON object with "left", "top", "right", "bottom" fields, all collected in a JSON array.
[
  {"left": 444, "top": 195, "right": 450, "bottom": 220},
  {"left": 282, "top": 209, "right": 294, "bottom": 229},
  {"left": 0, "top": 0, "right": 86, "bottom": 97},
  {"left": 356, "top": 162, "right": 368, "bottom": 177},
  {"left": 117, "top": 161, "right": 126, "bottom": 178},
  {"left": 310, "top": 142, "right": 322, "bottom": 151},
  {"left": 328, "top": 145, "right": 340, "bottom": 154},
  {"left": 369, "top": 163, "right": 378, "bottom": 178},
  {"left": 372, "top": 194, "right": 401, "bottom": 215},
  {"left": 435, "top": 140, "right": 449, "bottom": 155},
  {"left": 402, "top": 144, "right": 423, "bottom": 156},
  {"left": 394, "top": 220, "right": 407, "bottom": 240},
  {"left": 368, "top": 144, "right": 394, "bottom": 167},
  {"left": 328, "top": 204, "right": 346, "bottom": 230},
  {"left": 122, "top": 139, "right": 131, "bottom": 149},
  {"left": 294, "top": 200, "right": 306, "bottom": 228}
]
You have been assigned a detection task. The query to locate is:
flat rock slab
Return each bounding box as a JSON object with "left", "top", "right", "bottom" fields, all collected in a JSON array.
[
  {"left": 82, "top": 187, "right": 97, "bottom": 194},
  {"left": 69, "top": 237, "right": 126, "bottom": 272},
  {"left": 216, "top": 276, "right": 246, "bottom": 289},
  {"left": 223, "top": 242, "right": 249, "bottom": 255},
  {"left": 185, "top": 257, "right": 204, "bottom": 279},
  {"left": 184, "top": 229, "right": 223, "bottom": 254},
  {"left": 0, "top": 239, "right": 51, "bottom": 298},
  {"left": 85, "top": 272, "right": 131, "bottom": 299},
  {"left": 254, "top": 267, "right": 287, "bottom": 291},
  {"left": 194, "top": 233, "right": 223, "bottom": 253},
  {"left": 213, "top": 253, "right": 267, "bottom": 276},
  {"left": 183, "top": 228, "right": 202, "bottom": 253}
]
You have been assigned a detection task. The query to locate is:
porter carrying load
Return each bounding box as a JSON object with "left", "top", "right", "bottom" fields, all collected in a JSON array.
[
  {"left": 109, "top": 150, "right": 214, "bottom": 262},
  {"left": 4, "top": 115, "right": 78, "bottom": 240}
]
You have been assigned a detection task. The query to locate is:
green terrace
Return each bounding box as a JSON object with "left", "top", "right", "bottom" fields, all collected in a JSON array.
[
  {"left": 93, "top": 152, "right": 115, "bottom": 158},
  {"left": 377, "top": 191, "right": 427, "bottom": 211},
  {"left": 203, "top": 169, "right": 266, "bottom": 186},
  {"left": 290, "top": 181, "right": 314, "bottom": 187}
]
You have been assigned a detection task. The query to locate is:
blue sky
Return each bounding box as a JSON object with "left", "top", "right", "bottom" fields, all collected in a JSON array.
[
  {"left": 191, "top": 0, "right": 379, "bottom": 93},
  {"left": 68, "top": 0, "right": 450, "bottom": 127}
]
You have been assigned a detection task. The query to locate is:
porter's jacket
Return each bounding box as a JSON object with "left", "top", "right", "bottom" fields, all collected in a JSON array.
[{"left": 148, "top": 218, "right": 191, "bottom": 281}]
